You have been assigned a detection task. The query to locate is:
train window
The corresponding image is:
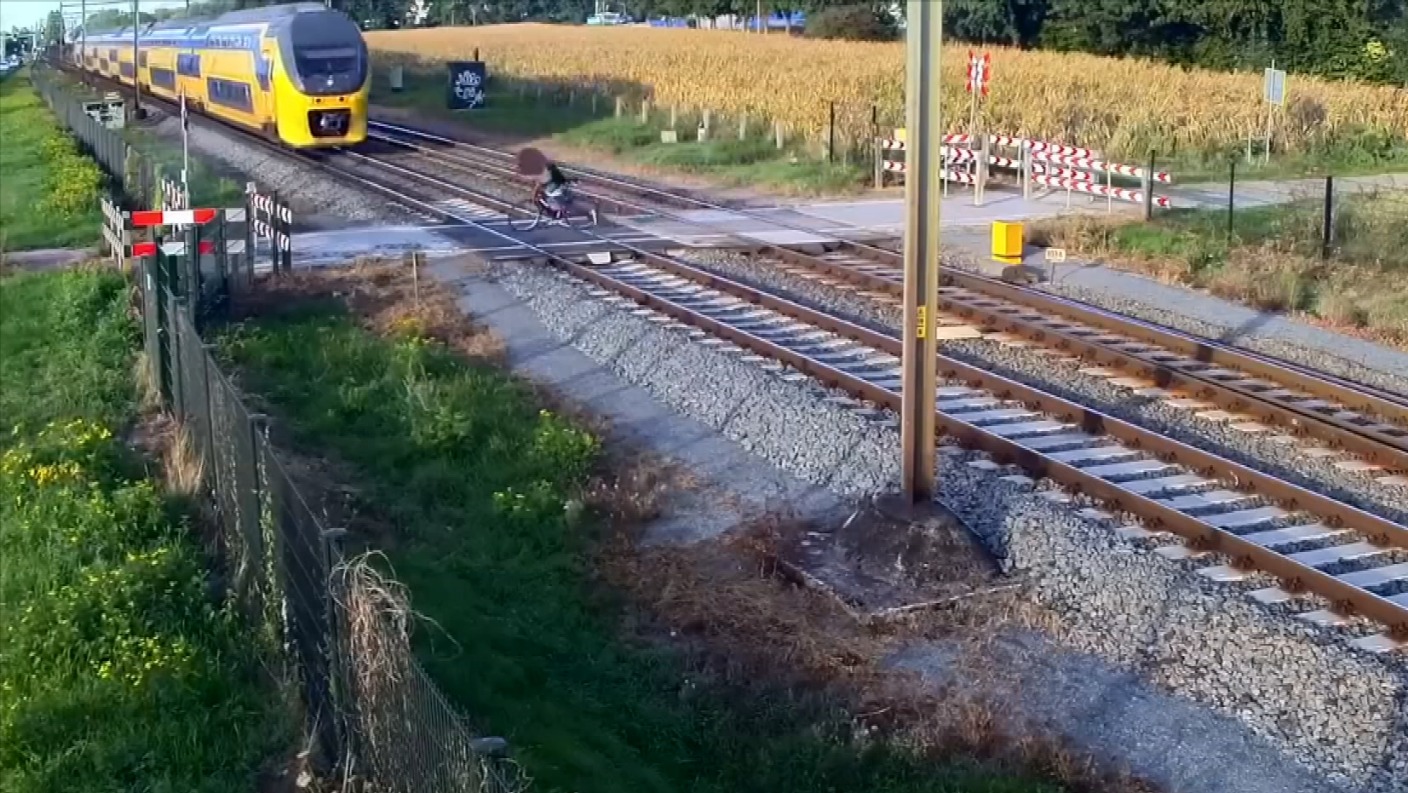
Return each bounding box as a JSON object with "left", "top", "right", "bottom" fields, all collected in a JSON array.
[
  {"left": 108, "top": 49, "right": 117, "bottom": 61},
  {"left": 176, "top": 53, "right": 200, "bottom": 77},
  {"left": 207, "top": 78, "right": 253, "bottom": 111},
  {"left": 138, "top": 51, "right": 147, "bottom": 67},
  {"left": 150, "top": 68, "right": 176, "bottom": 91}
]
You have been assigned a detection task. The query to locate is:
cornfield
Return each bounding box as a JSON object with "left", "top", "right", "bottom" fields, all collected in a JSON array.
[{"left": 367, "top": 25, "right": 1408, "bottom": 160}]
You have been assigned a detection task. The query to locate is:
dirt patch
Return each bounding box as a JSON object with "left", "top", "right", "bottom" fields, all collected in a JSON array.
[
  {"left": 772, "top": 496, "right": 1013, "bottom": 618},
  {"left": 231, "top": 255, "right": 507, "bottom": 364},
  {"left": 600, "top": 514, "right": 1156, "bottom": 793}
]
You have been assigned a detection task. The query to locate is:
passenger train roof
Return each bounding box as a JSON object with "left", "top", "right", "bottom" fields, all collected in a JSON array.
[{"left": 78, "top": 2, "right": 331, "bottom": 40}]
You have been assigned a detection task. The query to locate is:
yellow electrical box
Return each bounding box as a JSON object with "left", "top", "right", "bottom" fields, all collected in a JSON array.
[{"left": 992, "top": 220, "right": 1024, "bottom": 263}]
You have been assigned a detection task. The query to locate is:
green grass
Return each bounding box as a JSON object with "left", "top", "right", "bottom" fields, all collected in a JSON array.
[
  {"left": 0, "top": 267, "right": 291, "bottom": 793},
  {"left": 214, "top": 302, "right": 1064, "bottom": 793},
  {"left": 1106, "top": 191, "right": 1408, "bottom": 274},
  {"left": 41, "top": 69, "right": 244, "bottom": 210},
  {"left": 1037, "top": 189, "right": 1408, "bottom": 342},
  {"left": 372, "top": 67, "right": 872, "bottom": 195},
  {"left": 0, "top": 71, "right": 104, "bottom": 253}
]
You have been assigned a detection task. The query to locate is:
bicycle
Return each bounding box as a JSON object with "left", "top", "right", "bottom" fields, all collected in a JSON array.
[{"left": 509, "top": 185, "right": 599, "bottom": 232}]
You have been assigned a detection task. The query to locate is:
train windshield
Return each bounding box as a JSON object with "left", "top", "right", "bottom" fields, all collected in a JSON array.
[
  {"left": 284, "top": 11, "right": 367, "bottom": 95},
  {"left": 294, "top": 47, "right": 360, "bottom": 91}
]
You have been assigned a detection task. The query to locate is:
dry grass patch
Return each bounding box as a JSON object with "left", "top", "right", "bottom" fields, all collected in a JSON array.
[
  {"left": 600, "top": 513, "right": 1159, "bottom": 793},
  {"left": 232, "top": 256, "right": 506, "bottom": 364}
]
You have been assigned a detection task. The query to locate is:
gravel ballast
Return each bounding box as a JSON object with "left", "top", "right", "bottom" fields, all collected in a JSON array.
[
  {"left": 136, "top": 109, "right": 416, "bottom": 228},
  {"left": 676, "top": 248, "right": 1408, "bottom": 528},
  {"left": 488, "top": 258, "right": 1408, "bottom": 793}
]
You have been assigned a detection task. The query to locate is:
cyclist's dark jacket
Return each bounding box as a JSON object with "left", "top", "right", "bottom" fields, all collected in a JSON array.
[{"left": 542, "top": 163, "right": 569, "bottom": 189}]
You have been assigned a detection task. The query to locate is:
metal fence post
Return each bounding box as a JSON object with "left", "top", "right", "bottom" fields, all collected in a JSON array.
[
  {"left": 1227, "top": 157, "right": 1236, "bottom": 242},
  {"left": 1321, "top": 175, "right": 1334, "bottom": 260},
  {"left": 197, "top": 342, "right": 219, "bottom": 493},
  {"left": 169, "top": 292, "right": 187, "bottom": 417},
  {"left": 154, "top": 242, "right": 175, "bottom": 406},
  {"left": 1142, "top": 150, "right": 1156, "bottom": 221}
]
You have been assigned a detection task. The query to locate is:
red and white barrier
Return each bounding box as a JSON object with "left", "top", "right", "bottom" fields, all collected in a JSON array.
[
  {"left": 1033, "top": 163, "right": 1095, "bottom": 182},
  {"left": 132, "top": 239, "right": 218, "bottom": 257},
  {"left": 1027, "top": 141, "right": 1099, "bottom": 159},
  {"left": 1031, "top": 174, "right": 1172, "bottom": 208},
  {"left": 130, "top": 208, "right": 219, "bottom": 227},
  {"left": 1033, "top": 151, "right": 1173, "bottom": 184}
]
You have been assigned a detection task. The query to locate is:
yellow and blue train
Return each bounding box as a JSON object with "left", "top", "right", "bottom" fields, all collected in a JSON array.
[{"left": 70, "top": 2, "right": 368, "bottom": 148}]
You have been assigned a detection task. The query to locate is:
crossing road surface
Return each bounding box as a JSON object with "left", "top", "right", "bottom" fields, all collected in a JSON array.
[{"left": 284, "top": 171, "right": 1407, "bottom": 265}]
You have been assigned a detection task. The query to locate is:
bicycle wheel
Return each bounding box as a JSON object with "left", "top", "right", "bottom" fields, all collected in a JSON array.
[
  {"left": 509, "top": 199, "right": 543, "bottom": 232},
  {"left": 565, "top": 198, "right": 599, "bottom": 229}
]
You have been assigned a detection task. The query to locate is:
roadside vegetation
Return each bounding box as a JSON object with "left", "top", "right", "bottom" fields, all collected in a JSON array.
[
  {"left": 0, "top": 70, "right": 102, "bottom": 252},
  {"left": 0, "top": 267, "right": 290, "bottom": 792},
  {"left": 42, "top": 68, "right": 244, "bottom": 209},
  {"left": 212, "top": 266, "right": 1074, "bottom": 793},
  {"left": 366, "top": 24, "right": 1408, "bottom": 193},
  {"left": 1031, "top": 192, "right": 1408, "bottom": 347}
]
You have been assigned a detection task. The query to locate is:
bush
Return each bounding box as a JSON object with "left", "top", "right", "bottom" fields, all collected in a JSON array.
[{"left": 805, "top": 5, "right": 898, "bottom": 42}]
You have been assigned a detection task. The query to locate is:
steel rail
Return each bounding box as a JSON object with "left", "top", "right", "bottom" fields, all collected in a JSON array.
[
  {"left": 755, "top": 244, "right": 1408, "bottom": 473},
  {"left": 369, "top": 118, "right": 1408, "bottom": 417},
  {"left": 573, "top": 252, "right": 1408, "bottom": 638},
  {"left": 347, "top": 137, "right": 1408, "bottom": 569},
  {"left": 62, "top": 87, "right": 1407, "bottom": 638},
  {"left": 368, "top": 120, "right": 717, "bottom": 212},
  {"left": 838, "top": 241, "right": 1408, "bottom": 422}
]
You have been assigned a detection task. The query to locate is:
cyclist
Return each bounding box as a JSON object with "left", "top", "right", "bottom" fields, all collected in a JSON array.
[{"left": 537, "top": 160, "right": 574, "bottom": 215}]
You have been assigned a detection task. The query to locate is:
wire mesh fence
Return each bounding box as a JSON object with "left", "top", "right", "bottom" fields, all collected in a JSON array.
[
  {"left": 130, "top": 223, "right": 529, "bottom": 793},
  {"left": 30, "top": 59, "right": 295, "bottom": 276}
]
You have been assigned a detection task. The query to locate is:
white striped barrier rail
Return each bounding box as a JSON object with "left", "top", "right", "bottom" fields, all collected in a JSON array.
[
  {"left": 100, "top": 196, "right": 129, "bottom": 266},
  {"left": 249, "top": 191, "right": 293, "bottom": 225},
  {"left": 883, "top": 134, "right": 1100, "bottom": 159},
  {"left": 881, "top": 160, "right": 980, "bottom": 185},
  {"left": 1033, "top": 151, "right": 1174, "bottom": 184},
  {"left": 252, "top": 219, "right": 293, "bottom": 251},
  {"left": 1031, "top": 173, "right": 1173, "bottom": 208},
  {"left": 160, "top": 177, "right": 188, "bottom": 211},
  {"left": 1033, "top": 163, "right": 1095, "bottom": 182}
]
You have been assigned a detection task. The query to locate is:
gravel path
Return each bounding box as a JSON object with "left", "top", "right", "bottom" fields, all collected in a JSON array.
[
  {"left": 940, "top": 229, "right": 1408, "bottom": 395},
  {"left": 678, "top": 248, "right": 1408, "bottom": 526},
  {"left": 478, "top": 257, "right": 1408, "bottom": 793}
]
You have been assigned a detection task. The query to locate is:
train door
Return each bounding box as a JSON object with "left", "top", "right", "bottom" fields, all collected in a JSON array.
[{"left": 257, "top": 36, "right": 278, "bottom": 138}]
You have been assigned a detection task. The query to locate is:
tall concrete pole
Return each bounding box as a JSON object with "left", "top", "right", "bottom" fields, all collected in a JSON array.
[
  {"left": 899, "top": 0, "right": 942, "bottom": 503},
  {"left": 131, "top": 0, "right": 141, "bottom": 118}
]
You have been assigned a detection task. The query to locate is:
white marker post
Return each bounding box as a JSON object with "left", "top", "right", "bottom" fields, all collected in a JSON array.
[
  {"left": 179, "top": 90, "right": 190, "bottom": 207},
  {"left": 1263, "top": 64, "right": 1286, "bottom": 166}
]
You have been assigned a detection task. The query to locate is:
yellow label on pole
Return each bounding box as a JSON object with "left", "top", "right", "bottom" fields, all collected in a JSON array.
[{"left": 917, "top": 305, "right": 927, "bottom": 339}]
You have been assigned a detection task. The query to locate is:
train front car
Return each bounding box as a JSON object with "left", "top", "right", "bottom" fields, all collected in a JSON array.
[{"left": 269, "top": 7, "right": 369, "bottom": 148}]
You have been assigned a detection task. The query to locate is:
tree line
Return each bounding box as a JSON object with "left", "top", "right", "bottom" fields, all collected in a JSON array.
[{"left": 56, "top": 0, "right": 1408, "bottom": 85}]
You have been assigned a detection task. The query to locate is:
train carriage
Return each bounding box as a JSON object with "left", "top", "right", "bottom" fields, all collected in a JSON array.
[{"left": 72, "top": 2, "right": 367, "bottom": 149}]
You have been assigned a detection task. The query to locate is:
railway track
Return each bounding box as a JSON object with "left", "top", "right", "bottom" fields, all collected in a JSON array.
[
  {"left": 58, "top": 73, "right": 1408, "bottom": 650},
  {"left": 329, "top": 129, "right": 1408, "bottom": 651},
  {"left": 366, "top": 120, "right": 1408, "bottom": 479}
]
